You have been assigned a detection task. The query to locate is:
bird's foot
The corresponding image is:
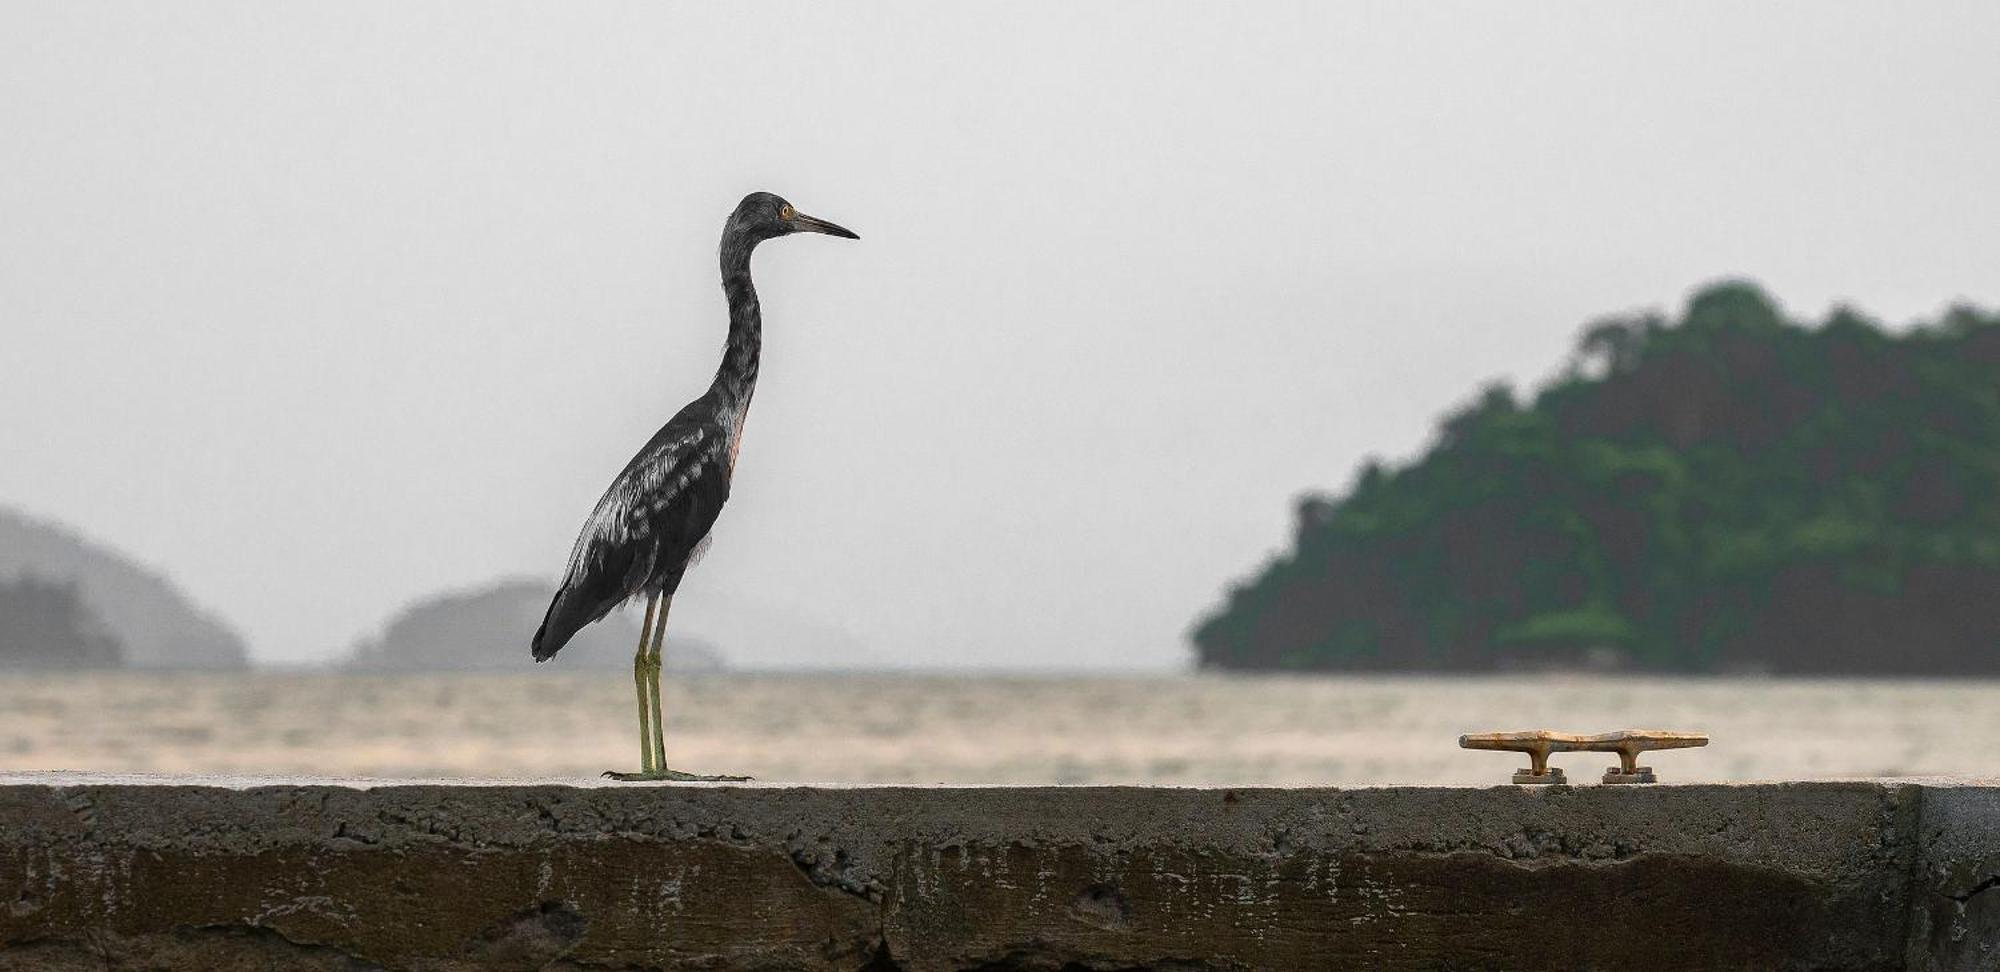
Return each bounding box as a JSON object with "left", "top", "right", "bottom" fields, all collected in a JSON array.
[{"left": 602, "top": 767, "right": 752, "bottom": 783}]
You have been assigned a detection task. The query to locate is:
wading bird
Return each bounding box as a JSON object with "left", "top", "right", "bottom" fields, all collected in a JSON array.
[{"left": 531, "top": 192, "right": 858, "bottom": 780}]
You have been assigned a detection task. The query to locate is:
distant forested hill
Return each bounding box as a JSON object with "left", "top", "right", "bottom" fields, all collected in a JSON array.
[
  {"left": 343, "top": 578, "right": 725, "bottom": 672},
  {"left": 1193, "top": 282, "right": 2000, "bottom": 675},
  {"left": 0, "top": 575, "right": 123, "bottom": 669},
  {"left": 0, "top": 507, "right": 248, "bottom": 669}
]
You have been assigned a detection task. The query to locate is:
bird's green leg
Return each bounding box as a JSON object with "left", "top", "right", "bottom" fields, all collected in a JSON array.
[
  {"left": 646, "top": 595, "right": 670, "bottom": 770},
  {"left": 605, "top": 594, "right": 659, "bottom": 780},
  {"left": 651, "top": 598, "right": 750, "bottom": 781},
  {"left": 606, "top": 594, "right": 751, "bottom": 783}
]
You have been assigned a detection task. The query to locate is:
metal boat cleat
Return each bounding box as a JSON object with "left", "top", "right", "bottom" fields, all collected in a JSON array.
[
  {"left": 1460, "top": 730, "right": 1575, "bottom": 785},
  {"left": 1461, "top": 729, "right": 1708, "bottom": 784},
  {"left": 1591, "top": 730, "right": 1708, "bottom": 784}
]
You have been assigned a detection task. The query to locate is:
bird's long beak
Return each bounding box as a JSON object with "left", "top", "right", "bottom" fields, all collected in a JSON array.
[{"left": 792, "top": 212, "right": 859, "bottom": 240}]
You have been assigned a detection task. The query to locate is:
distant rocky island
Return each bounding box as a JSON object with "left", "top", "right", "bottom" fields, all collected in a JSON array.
[
  {"left": 1194, "top": 282, "right": 2000, "bottom": 675},
  {"left": 0, "top": 575, "right": 124, "bottom": 669},
  {"left": 0, "top": 505, "right": 787, "bottom": 673},
  {"left": 0, "top": 508, "right": 248, "bottom": 669},
  {"left": 343, "top": 578, "right": 725, "bottom": 673}
]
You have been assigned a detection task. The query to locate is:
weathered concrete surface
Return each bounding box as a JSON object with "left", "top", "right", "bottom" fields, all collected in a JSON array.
[
  {"left": 1911, "top": 784, "right": 2000, "bottom": 970},
  {"left": 0, "top": 773, "right": 1994, "bottom": 970}
]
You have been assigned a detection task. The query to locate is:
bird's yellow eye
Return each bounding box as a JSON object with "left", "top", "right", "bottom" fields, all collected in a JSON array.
[{"left": 778, "top": 204, "right": 796, "bottom": 220}]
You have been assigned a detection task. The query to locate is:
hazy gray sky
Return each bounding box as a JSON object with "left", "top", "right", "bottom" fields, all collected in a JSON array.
[{"left": 4, "top": 3, "right": 1997, "bottom": 669}]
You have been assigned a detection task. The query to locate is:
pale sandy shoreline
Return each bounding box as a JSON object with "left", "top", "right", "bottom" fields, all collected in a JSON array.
[{"left": 4, "top": 671, "right": 1997, "bottom": 786}]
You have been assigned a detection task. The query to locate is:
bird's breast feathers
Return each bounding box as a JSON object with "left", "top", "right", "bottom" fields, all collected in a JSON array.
[{"left": 724, "top": 404, "right": 750, "bottom": 477}]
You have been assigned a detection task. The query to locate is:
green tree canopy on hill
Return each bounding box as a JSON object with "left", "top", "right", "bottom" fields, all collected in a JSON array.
[{"left": 1192, "top": 282, "right": 2000, "bottom": 675}]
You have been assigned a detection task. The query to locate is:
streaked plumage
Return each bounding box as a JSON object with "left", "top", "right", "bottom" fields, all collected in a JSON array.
[{"left": 532, "top": 416, "right": 731, "bottom": 661}]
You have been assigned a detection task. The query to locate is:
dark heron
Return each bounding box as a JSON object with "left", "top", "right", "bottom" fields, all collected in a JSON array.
[{"left": 531, "top": 192, "right": 858, "bottom": 780}]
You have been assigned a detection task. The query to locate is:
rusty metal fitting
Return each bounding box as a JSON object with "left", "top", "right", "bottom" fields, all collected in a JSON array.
[{"left": 1460, "top": 729, "right": 1708, "bottom": 784}]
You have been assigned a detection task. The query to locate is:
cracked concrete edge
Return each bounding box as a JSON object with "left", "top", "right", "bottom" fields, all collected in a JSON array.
[
  {"left": 0, "top": 773, "right": 1925, "bottom": 876},
  {"left": 6, "top": 775, "right": 2000, "bottom": 969},
  {"left": 1906, "top": 783, "right": 2000, "bottom": 970}
]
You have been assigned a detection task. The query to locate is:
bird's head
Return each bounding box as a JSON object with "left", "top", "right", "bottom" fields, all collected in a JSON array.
[{"left": 726, "top": 192, "right": 860, "bottom": 245}]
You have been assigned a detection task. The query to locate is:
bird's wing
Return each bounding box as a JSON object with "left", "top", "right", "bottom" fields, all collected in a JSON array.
[
  {"left": 565, "top": 425, "right": 722, "bottom": 590},
  {"left": 533, "top": 423, "right": 729, "bottom": 660}
]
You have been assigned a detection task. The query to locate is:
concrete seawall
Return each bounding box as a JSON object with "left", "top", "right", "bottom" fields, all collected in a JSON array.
[{"left": 1, "top": 773, "right": 1996, "bottom": 970}]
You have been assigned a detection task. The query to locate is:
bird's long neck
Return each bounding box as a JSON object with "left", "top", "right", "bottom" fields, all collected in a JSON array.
[{"left": 711, "top": 239, "right": 761, "bottom": 411}]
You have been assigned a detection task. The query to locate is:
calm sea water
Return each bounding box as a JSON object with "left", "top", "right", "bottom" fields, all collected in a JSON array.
[{"left": 3, "top": 672, "right": 1995, "bottom": 785}]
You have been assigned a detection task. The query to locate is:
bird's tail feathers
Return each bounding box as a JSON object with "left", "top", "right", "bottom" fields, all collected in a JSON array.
[{"left": 531, "top": 583, "right": 615, "bottom": 662}]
